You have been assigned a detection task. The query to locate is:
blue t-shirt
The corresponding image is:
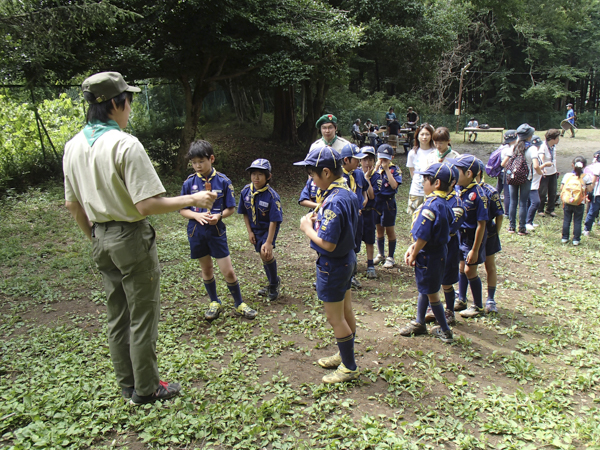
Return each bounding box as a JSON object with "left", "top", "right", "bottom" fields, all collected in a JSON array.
[
  {"left": 181, "top": 170, "right": 236, "bottom": 216},
  {"left": 410, "top": 192, "right": 452, "bottom": 253},
  {"left": 310, "top": 185, "right": 359, "bottom": 259},
  {"left": 237, "top": 184, "right": 283, "bottom": 232},
  {"left": 376, "top": 164, "right": 403, "bottom": 197},
  {"left": 457, "top": 182, "right": 488, "bottom": 229},
  {"left": 479, "top": 182, "right": 503, "bottom": 235},
  {"left": 386, "top": 112, "right": 397, "bottom": 123},
  {"left": 567, "top": 109, "right": 575, "bottom": 125},
  {"left": 299, "top": 178, "right": 318, "bottom": 204}
]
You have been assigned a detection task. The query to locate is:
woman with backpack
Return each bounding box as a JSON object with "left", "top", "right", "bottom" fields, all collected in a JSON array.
[
  {"left": 561, "top": 156, "right": 593, "bottom": 245},
  {"left": 501, "top": 124, "right": 538, "bottom": 235}
]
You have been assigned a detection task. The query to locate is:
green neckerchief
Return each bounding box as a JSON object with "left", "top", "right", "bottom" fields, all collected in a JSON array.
[
  {"left": 436, "top": 146, "right": 453, "bottom": 162},
  {"left": 315, "top": 177, "right": 351, "bottom": 213},
  {"left": 250, "top": 183, "right": 270, "bottom": 224},
  {"left": 321, "top": 135, "right": 338, "bottom": 147},
  {"left": 459, "top": 181, "right": 478, "bottom": 196},
  {"left": 83, "top": 120, "right": 121, "bottom": 146}
]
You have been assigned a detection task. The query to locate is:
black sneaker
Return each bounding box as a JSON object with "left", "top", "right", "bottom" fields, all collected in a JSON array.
[
  {"left": 431, "top": 326, "right": 454, "bottom": 343},
  {"left": 351, "top": 276, "right": 362, "bottom": 289},
  {"left": 399, "top": 320, "right": 427, "bottom": 337},
  {"left": 268, "top": 277, "right": 281, "bottom": 301},
  {"left": 257, "top": 285, "right": 269, "bottom": 297},
  {"left": 122, "top": 387, "right": 134, "bottom": 399},
  {"left": 130, "top": 381, "right": 181, "bottom": 405}
]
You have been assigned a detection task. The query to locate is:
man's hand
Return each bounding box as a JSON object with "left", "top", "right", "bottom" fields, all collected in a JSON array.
[{"left": 191, "top": 191, "right": 218, "bottom": 209}]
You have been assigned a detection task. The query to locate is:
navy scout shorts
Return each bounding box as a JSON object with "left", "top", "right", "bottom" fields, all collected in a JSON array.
[
  {"left": 316, "top": 253, "right": 356, "bottom": 302},
  {"left": 415, "top": 248, "right": 447, "bottom": 295},
  {"left": 188, "top": 221, "right": 230, "bottom": 259}
]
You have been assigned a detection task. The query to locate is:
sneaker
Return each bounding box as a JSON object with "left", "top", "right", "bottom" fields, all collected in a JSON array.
[
  {"left": 431, "top": 326, "right": 454, "bottom": 343},
  {"left": 373, "top": 254, "right": 385, "bottom": 265},
  {"left": 525, "top": 224, "right": 535, "bottom": 231},
  {"left": 383, "top": 257, "right": 395, "bottom": 268},
  {"left": 460, "top": 305, "right": 483, "bottom": 318},
  {"left": 312, "top": 281, "right": 317, "bottom": 289},
  {"left": 518, "top": 229, "right": 529, "bottom": 236},
  {"left": 583, "top": 230, "right": 590, "bottom": 237},
  {"left": 532, "top": 223, "right": 540, "bottom": 228},
  {"left": 424, "top": 306, "right": 436, "bottom": 323},
  {"left": 122, "top": 387, "right": 134, "bottom": 400},
  {"left": 573, "top": 240, "right": 580, "bottom": 246},
  {"left": 317, "top": 352, "right": 342, "bottom": 369},
  {"left": 454, "top": 300, "right": 468, "bottom": 311},
  {"left": 366, "top": 267, "right": 377, "bottom": 279},
  {"left": 508, "top": 227, "right": 515, "bottom": 234},
  {"left": 549, "top": 212, "right": 557, "bottom": 217},
  {"left": 130, "top": 381, "right": 181, "bottom": 405},
  {"left": 205, "top": 301, "right": 222, "bottom": 321},
  {"left": 234, "top": 302, "right": 257, "bottom": 319},
  {"left": 268, "top": 277, "right": 281, "bottom": 301},
  {"left": 561, "top": 238, "right": 569, "bottom": 244},
  {"left": 445, "top": 309, "right": 456, "bottom": 325},
  {"left": 399, "top": 320, "right": 428, "bottom": 336},
  {"left": 257, "top": 285, "right": 269, "bottom": 297},
  {"left": 485, "top": 302, "right": 498, "bottom": 314},
  {"left": 322, "top": 363, "right": 359, "bottom": 384},
  {"left": 351, "top": 276, "right": 362, "bottom": 289},
  {"left": 538, "top": 212, "right": 546, "bottom": 217}
]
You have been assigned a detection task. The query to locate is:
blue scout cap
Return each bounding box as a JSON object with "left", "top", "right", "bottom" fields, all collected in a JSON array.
[
  {"left": 516, "top": 123, "right": 535, "bottom": 140},
  {"left": 377, "top": 144, "right": 394, "bottom": 160},
  {"left": 340, "top": 143, "right": 366, "bottom": 160},
  {"left": 503, "top": 130, "right": 518, "bottom": 144},
  {"left": 315, "top": 114, "right": 337, "bottom": 129},
  {"left": 361, "top": 146, "right": 376, "bottom": 157},
  {"left": 246, "top": 158, "right": 272, "bottom": 172},
  {"left": 531, "top": 135, "right": 542, "bottom": 147},
  {"left": 294, "top": 146, "right": 342, "bottom": 168},
  {"left": 415, "top": 162, "right": 453, "bottom": 184},
  {"left": 446, "top": 154, "right": 479, "bottom": 173},
  {"left": 447, "top": 163, "right": 459, "bottom": 183}
]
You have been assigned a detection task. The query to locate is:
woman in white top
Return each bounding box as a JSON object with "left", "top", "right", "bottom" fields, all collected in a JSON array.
[
  {"left": 525, "top": 136, "right": 553, "bottom": 230},
  {"left": 537, "top": 129, "right": 561, "bottom": 217},
  {"left": 406, "top": 123, "right": 435, "bottom": 214}
]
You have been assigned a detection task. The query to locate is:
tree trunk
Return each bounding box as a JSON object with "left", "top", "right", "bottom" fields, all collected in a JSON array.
[
  {"left": 257, "top": 89, "right": 264, "bottom": 125},
  {"left": 297, "top": 79, "right": 329, "bottom": 146},
  {"left": 272, "top": 85, "right": 299, "bottom": 144},
  {"left": 178, "top": 76, "right": 210, "bottom": 174}
]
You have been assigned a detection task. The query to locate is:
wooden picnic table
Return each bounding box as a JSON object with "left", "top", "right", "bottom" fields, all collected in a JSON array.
[{"left": 463, "top": 127, "right": 504, "bottom": 143}]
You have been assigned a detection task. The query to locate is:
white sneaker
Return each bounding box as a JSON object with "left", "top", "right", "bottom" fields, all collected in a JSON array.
[
  {"left": 525, "top": 224, "right": 534, "bottom": 231},
  {"left": 561, "top": 238, "right": 568, "bottom": 244},
  {"left": 583, "top": 230, "right": 590, "bottom": 237},
  {"left": 383, "top": 257, "right": 395, "bottom": 268},
  {"left": 373, "top": 254, "right": 385, "bottom": 265},
  {"left": 573, "top": 240, "right": 580, "bottom": 246},
  {"left": 532, "top": 223, "right": 540, "bottom": 228}
]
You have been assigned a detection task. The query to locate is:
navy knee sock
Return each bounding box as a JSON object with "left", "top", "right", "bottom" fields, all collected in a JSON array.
[
  {"left": 444, "top": 287, "right": 455, "bottom": 311},
  {"left": 227, "top": 280, "right": 244, "bottom": 307},
  {"left": 203, "top": 277, "right": 220, "bottom": 303},
  {"left": 262, "top": 264, "right": 272, "bottom": 285},
  {"left": 468, "top": 276, "right": 483, "bottom": 308},
  {"left": 388, "top": 239, "right": 397, "bottom": 258},
  {"left": 367, "top": 259, "right": 374, "bottom": 268},
  {"left": 487, "top": 286, "right": 496, "bottom": 303},
  {"left": 416, "top": 293, "right": 429, "bottom": 324},
  {"left": 458, "top": 272, "right": 468, "bottom": 301},
  {"left": 336, "top": 333, "right": 357, "bottom": 371},
  {"left": 377, "top": 237, "right": 385, "bottom": 256},
  {"left": 430, "top": 301, "right": 449, "bottom": 331},
  {"left": 265, "top": 258, "right": 279, "bottom": 286}
]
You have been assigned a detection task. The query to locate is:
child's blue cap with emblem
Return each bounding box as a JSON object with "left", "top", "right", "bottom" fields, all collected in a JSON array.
[
  {"left": 340, "top": 143, "right": 367, "bottom": 160},
  {"left": 246, "top": 158, "right": 272, "bottom": 172},
  {"left": 445, "top": 154, "right": 479, "bottom": 173},
  {"left": 377, "top": 144, "right": 394, "bottom": 160},
  {"left": 294, "top": 146, "right": 342, "bottom": 168},
  {"left": 447, "top": 163, "right": 459, "bottom": 183},
  {"left": 415, "top": 162, "right": 453, "bottom": 184}
]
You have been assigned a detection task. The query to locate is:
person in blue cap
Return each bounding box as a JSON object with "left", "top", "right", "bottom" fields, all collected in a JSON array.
[
  {"left": 295, "top": 146, "right": 360, "bottom": 384},
  {"left": 341, "top": 143, "right": 368, "bottom": 288},
  {"left": 400, "top": 162, "right": 455, "bottom": 343},
  {"left": 310, "top": 114, "right": 350, "bottom": 153},
  {"left": 180, "top": 140, "right": 257, "bottom": 321},
  {"left": 446, "top": 154, "right": 489, "bottom": 318},
  {"left": 359, "top": 146, "right": 380, "bottom": 279},
  {"left": 373, "top": 144, "right": 403, "bottom": 268},
  {"left": 238, "top": 158, "right": 283, "bottom": 301}
]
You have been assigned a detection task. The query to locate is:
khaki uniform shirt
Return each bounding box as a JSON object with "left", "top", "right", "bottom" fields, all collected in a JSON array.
[
  {"left": 309, "top": 136, "right": 350, "bottom": 154},
  {"left": 63, "top": 129, "right": 165, "bottom": 223}
]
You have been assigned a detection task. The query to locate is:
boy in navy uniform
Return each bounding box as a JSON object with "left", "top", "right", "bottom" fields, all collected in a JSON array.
[
  {"left": 296, "top": 146, "right": 360, "bottom": 384},
  {"left": 400, "top": 163, "right": 455, "bottom": 342},
  {"left": 477, "top": 161, "right": 503, "bottom": 314},
  {"left": 180, "top": 140, "right": 257, "bottom": 321},
  {"left": 373, "top": 144, "right": 403, "bottom": 268},
  {"left": 360, "top": 146, "right": 379, "bottom": 278},
  {"left": 238, "top": 159, "right": 283, "bottom": 301},
  {"left": 341, "top": 143, "right": 368, "bottom": 288},
  {"left": 298, "top": 177, "right": 319, "bottom": 210},
  {"left": 447, "top": 154, "right": 489, "bottom": 318}
]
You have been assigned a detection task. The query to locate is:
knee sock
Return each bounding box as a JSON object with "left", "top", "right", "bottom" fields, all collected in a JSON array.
[
  {"left": 487, "top": 286, "right": 496, "bottom": 303},
  {"left": 367, "top": 259, "right": 374, "bottom": 268},
  {"left": 444, "top": 287, "right": 455, "bottom": 311},
  {"left": 227, "top": 280, "right": 243, "bottom": 307},
  {"left": 468, "top": 276, "right": 483, "bottom": 308},
  {"left": 336, "top": 333, "right": 357, "bottom": 371},
  {"left": 430, "top": 301, "right": 449, "bottom": 331},
  {"left": 458, "top": 272, "right": 468, "bottom": 301},
  {"left": 377, "top": 237, "right": 385, "bottom": 256},
  {"left": 388, "top": 239, "right": 397, "bottom": 258},
  {"left": 203, "top": 277, "right": 220, "bottom": 303},
  {"left": 265, "top": 258, "right": 279, "bottom": 286},
  {"left": 416, "top": 293, "right": 429, "bottom": 324},
  {"left": 262, "top": 263, "right": 272, "bottom": 285}
]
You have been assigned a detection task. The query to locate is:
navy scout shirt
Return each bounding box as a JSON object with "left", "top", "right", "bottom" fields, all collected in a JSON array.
[
  {"left": 480, "top": 181, "right": 503, "bottom": 236},
  {"left": 181, "top": 169, "right": 236, "bottom": 217},
  {"left": 238, "top": 184, "right": 283, "bottom": 232},
  {"left": 377, "top": 164, "right": 403, "bottom": 197},
  {"left": 299, "top": 178, "right": 318, "bottom": 204},
  {"left": 457, "top": 182, "right": 488, "bottom": 229},
  {"left": 410, "top": 191, "right": 452, "bottom": 253}
]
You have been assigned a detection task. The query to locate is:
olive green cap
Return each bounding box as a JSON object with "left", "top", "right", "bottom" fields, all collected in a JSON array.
[
  {"left": 82, "top": 71, "right": 141, "bottom": 104},
  {"left": 315, "top": 114, "right": 337, "bottom": 130}
]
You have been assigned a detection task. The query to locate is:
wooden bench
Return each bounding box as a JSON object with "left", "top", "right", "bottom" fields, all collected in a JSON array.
[{"left": 463, "top": 127, "right": 504, "bottom": 143}]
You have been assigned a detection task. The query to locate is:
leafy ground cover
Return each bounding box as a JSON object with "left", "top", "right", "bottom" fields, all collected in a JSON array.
[{"left": 2, "top": 127, "right": 600, "bottom": 449}]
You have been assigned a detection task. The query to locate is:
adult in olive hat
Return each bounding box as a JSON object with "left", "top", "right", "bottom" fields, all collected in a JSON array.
[
  {"left": 309, "top": 113, "right": 350, "bottom": 153},
  {"left": 63, "top": 71, "right": 216, "bottom": 405}
]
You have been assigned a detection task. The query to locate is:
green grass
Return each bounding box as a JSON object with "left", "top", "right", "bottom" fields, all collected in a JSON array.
[{"left": 2, "top": 154, "right": 600, "bottom": 449}]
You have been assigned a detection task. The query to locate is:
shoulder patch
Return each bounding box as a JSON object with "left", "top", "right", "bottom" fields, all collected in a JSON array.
[{"left": 422, "top": 209, "right": 436, "bottom": 221}]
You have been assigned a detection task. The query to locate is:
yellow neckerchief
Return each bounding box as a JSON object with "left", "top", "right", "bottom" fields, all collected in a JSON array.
[
  {"left": 315, "top": 177, "right": 351, "bottom": 214},
  {"left": 250, "top": 183, "right": 270, "bottom": 224},
  {"left": 197, "top": 167, "right": 217, "bottom": 186},
  {"left": 446, "top": 189, "right": 457, "bottom": 200},
  {"left": 410, "top": 190, "right": 447, "bottom": 233},
  {"left": 459, "top": 181, "right": 478, "bottom": 196},
  {"left": 321, "top": 135, "right": 338, "bottom": 146},
  {"left": 343, "top": 167, "right": 357, "bottom": 192},
  {"left": 436, "top": 146, "right": 452, "bottom": 162},
  {"left": 428, "top": 190, "right": 449, "bottom": 199}
]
